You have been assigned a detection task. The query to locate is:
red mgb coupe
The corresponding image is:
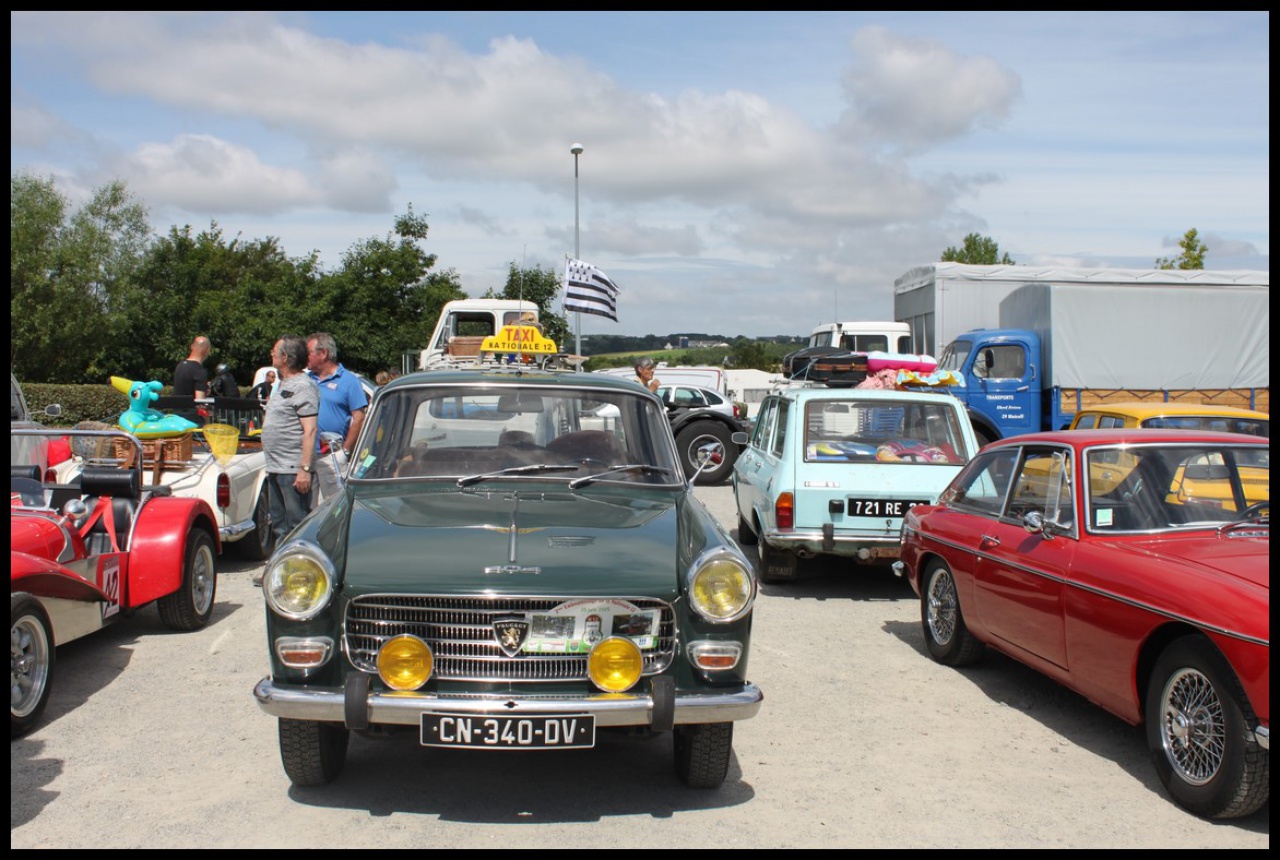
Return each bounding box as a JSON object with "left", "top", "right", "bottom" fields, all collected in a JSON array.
[
  {"left": 894, "top": 429, "right": 1268, "bottom": 819},
  {"left": 11, "top": 430, "right": 221, "bottom": 737}
]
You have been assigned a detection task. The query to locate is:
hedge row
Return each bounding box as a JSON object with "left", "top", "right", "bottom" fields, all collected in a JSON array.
[{"left": 20, "top": 383, "right": 141, "bottom": 428}]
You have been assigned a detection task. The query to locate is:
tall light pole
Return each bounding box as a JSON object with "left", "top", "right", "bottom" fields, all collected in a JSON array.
[{"left": 571, "top": 142, "right": 583, "bottom": 356}]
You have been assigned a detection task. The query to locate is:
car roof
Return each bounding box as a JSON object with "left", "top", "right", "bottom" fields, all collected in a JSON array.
[
  {"left": 1075, "top": 401, "right": 1269, "bottom": 420},
  {"left": 771, "top": 384, "right": 960, "bottom": 403},
  {"left": 986, "top": 428, "right": 1270, "bottom": 450},
  {"left": 381, "top": 368, "right": 654, "bottom": 395}
]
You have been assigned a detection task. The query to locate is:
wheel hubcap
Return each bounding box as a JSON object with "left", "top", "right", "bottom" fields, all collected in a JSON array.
[
  {"left": 926, "top": 571, "right": 957, "bottom": 645},
  {"left": 1159, "top": 667, "right": 1224, "bottom": 785},
  {"left": 192, "top": 545, "right": 216, "bottom": 614},
  {"left": 11, "top": 616, "right": 50, "bottom": 718}
]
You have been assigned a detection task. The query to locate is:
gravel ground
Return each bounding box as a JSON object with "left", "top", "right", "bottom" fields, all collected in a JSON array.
[{"left": 10, "top": 483, "right": 1269, "bottom": 848}]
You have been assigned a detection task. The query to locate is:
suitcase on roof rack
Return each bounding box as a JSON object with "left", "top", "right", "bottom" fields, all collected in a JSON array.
[{"left": 781, "top": 347, "right": 869, "bottom": 388}]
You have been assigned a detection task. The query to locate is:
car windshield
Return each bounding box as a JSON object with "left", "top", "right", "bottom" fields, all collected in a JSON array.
[
  {"left": 803, "top": 398, "right": 969, "bottom": 464},
  {"left": 349, "top": 382, "right": 681, "bottom": 486},
  {"left": 1086, "top": 442, "right": 1269, "bottom": 532}
]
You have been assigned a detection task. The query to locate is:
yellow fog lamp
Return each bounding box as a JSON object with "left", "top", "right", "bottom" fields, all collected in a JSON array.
[
  {"left": 587, "top": 637, "right": 643, "bottom": 692},
  {"left": 377, "top": 635, "right": 434, "bottom": 691}
]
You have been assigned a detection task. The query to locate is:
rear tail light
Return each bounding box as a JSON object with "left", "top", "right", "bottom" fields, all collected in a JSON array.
[
  {"left": 44, "top": 468, "right": 58, "bottom": 484},
  {"left": 216, "top": 472, "right": 231, "bottom": 509},
  {"left": 774, "top": 492, "right": 794, "bottom": 529}
]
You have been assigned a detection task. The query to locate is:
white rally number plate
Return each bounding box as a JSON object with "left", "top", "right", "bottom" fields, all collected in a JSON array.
[{"left": 421, "top": 713, "right": 595, "bottom": 749}]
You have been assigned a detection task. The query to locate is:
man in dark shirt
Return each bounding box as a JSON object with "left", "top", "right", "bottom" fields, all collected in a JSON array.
[{"left": 173, "top": 336, "right": 212, "bottom": 423}]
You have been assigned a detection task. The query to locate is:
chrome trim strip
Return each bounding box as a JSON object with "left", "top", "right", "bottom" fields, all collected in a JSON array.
[{"left": 914, "top": 532, "right": 1270, "bottom": 648}]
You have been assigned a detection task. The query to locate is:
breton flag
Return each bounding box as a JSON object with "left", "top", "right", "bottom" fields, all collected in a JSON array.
[{"left": 563, "top": 258, "right": 620, "bottom": 322}]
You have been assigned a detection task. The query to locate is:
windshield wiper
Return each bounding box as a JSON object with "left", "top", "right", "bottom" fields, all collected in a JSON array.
[
  {"left": 568, "top": 464, "right": 675, "bottom": 489},
  {"left": 456, "top": 464, "right": 579, "bottom": 488}
]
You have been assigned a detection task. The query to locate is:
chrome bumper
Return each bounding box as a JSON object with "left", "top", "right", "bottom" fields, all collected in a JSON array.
[
  {"left": 254, "top": 676, "right": 763, "bottom": 729},
  {"left": 762, "top": 528, "right": 901, "bottom": 559},
  {"left": 219, "top": 516, "right": 256, "bottom": 540}
]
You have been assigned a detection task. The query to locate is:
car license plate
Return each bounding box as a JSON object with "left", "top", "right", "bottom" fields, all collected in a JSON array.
[
  {"left": 421, "top": 713, "right": 595, "bottom": 749},
  {"left": 847, "top": 498, "right": 928, "bottom": 517}
]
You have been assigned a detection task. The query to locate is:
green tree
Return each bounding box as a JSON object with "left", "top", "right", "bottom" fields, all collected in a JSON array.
[
  {"left": 130, "top": 223, "right": 319, "bottom": 384},
  {"left": 940, "top": 233, "right": 1014, "bottom": 265},
  {"left": 11, "top": 174, "right": 151, "bottom": 383},
  {"left": 485, "top": 262, "right": 571, "bottom": 348},
  {"left": 1155, "top": 228, "right": 1208, "bottom": 270},
  {"left": 321, "top": 205, "right": 465, "bottom": 375}
]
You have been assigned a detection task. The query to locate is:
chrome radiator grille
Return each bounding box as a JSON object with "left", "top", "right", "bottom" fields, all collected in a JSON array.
[{"left": 344, "top": 594, "right": 677, "bottom": 681}]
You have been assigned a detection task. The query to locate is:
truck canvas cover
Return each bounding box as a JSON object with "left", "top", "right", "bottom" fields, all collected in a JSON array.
[{"left": 998, "top": 281, "right": 1269, "bottom": 390}]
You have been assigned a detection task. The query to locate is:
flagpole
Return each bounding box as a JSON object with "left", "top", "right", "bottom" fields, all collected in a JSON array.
[{"left": 571, "top": 143, "right": 583, "bottom": 356}]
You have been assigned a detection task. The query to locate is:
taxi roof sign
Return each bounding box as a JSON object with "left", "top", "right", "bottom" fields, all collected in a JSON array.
[{"left": 481, "top": 324, "right": 557, "bottom": 355}]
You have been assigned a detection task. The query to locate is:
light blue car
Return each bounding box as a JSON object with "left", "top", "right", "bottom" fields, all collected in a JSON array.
[{"left": 732, "top": 384, "right": 980, "bottom": 582}]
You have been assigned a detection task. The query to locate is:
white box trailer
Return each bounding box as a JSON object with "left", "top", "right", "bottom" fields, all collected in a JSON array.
[{"left": 892, "top": 263, "right": 1270, "bottom": 357}]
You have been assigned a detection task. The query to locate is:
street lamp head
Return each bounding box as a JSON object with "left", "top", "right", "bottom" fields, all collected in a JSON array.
[{"left": 570, "top": 143, "right": 584, "bottom": 155}]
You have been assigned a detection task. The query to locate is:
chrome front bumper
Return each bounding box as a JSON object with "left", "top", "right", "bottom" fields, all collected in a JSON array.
[{"left": 254, "top": 676, "right": 763, "bottom": 729}]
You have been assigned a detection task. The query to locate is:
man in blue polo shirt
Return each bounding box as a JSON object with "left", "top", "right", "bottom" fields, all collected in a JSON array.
[{"left": 306, "top": 331, "right": 369, "bottom": 502}]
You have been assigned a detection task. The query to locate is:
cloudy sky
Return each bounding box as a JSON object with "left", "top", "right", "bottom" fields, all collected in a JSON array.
[{"left": 11, "top": 11, "right": 1270, "bottom": 340}]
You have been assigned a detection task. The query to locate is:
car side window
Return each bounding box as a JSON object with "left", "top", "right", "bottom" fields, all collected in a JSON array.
[
  {"left": 944, "top": 449, "right": 1018, "bottom": 516},
  {"left": 1073, "top": 413, "right": 1097, "bottom": 430},
  {"left": 771, "top": 400, "right": 790, "bottom": 458},
  {"left": 1006, "top": 446, "right": 1075, "bottom": 529},
  {"left": 752, "top": 399, "right": 777, "bottom": 451}
]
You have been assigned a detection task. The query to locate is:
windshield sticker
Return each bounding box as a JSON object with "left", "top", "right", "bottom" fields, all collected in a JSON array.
[{"left": 523, "top": 598, "right": 660, "bottom": 652}]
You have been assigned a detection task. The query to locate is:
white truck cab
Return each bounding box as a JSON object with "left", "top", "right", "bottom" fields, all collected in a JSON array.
[
  {"left": 808, "top": 321, "right": 913, "bottom": 354},
  {"left": 419, "top": 299, "right": 540, "bottom": 370}
]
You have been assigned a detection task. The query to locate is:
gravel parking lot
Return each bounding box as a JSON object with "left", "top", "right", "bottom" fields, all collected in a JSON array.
[{"left": 11, "top": 482, "right": 1268, "bottom": 848}]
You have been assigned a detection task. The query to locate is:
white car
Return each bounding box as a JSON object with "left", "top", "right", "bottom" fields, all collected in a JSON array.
[
  {"left": 657, "top": 384, "right": 741, "bottom": 420},
  {"left": 59, "top": 396, "right": 279, "bottom": 560}
]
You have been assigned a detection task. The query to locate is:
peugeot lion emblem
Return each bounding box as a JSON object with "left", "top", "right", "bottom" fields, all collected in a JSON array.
[{"left": 493, "top": 619, "right": 529, "bottom": 657}]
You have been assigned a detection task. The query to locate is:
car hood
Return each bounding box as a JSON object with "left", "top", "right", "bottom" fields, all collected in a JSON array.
[
  {"left": 336, "top": 485, "right": 692, "bottom": 598},
  {"left": 1100, "top": 531, "right": 1270, "bottom": 591}
]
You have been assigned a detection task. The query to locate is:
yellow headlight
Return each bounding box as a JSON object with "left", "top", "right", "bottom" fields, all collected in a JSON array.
[
  {"left": 689, "top": 555, "right": 753, "bottom": 621},
  {"left": 377, "top": 635, "right": 433, "bottom": 691},
  {"left": 587, "top": 637, "right": 643, "bottom": 692},
  {"left": 264, "top": 545, "right": 333, "bottom": 620}
]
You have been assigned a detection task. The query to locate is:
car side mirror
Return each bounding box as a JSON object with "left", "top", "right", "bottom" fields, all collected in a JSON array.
[{"left": 1022, "top": 510, "right": 1064, "bottom": 539}]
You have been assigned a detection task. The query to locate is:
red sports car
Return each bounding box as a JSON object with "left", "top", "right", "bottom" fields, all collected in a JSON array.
[
  {"left": 894, "top": 429, "right": 1268, "bottom": 819},
  {"left": 11, "top": 429, "right": 221, "bottom": 737}
]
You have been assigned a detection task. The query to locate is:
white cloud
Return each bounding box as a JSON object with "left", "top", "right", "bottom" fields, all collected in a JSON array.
[{"left": 11, "top": 11, "right": 1267, "bottom": 338}]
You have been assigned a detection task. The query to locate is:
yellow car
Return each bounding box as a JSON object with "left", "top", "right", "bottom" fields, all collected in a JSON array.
[{"left": 1069, "top": 402, "right": 1268, "bottom": 437}]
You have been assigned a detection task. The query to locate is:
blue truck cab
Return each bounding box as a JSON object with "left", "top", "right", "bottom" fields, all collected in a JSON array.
[{"left": 936, "top": 328, "right": 1048, "bottom": 445}]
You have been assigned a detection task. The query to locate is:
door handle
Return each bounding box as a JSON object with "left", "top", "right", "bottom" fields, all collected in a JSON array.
[{"left": 980, "top": 534, "right": 1000, "bottom": 547}]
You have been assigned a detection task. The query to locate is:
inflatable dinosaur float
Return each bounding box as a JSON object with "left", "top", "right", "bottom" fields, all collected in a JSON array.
[{"left": 111, "top": 376, "right": 199, "bottom": 438}]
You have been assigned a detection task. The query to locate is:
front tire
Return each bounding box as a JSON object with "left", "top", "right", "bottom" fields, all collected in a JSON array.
[
  {"left": 11, "top": 594, "right": 55, "bottom": 738},
  {"left": 1145, "top": 637, "right": 1269, "bottom": 818},
  {"left": 921, "top": 560, "right": 983, "bottom": 666},
  {"left": 674, "top": 722, "right": 733, "bottom": 788},
  {"left": 279, "top": 718, "right": 350, "bottom": 787},
  {"left": 676, "top": 422, "right": 736, "bottom": 485},
  {"left": 158, "top": 528, "right": 217, "bottom": 631}
]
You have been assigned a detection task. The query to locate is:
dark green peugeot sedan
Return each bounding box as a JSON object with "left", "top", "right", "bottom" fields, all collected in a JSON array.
[{"left": 253, "top": 368, "right": 762, "bottom": 789}]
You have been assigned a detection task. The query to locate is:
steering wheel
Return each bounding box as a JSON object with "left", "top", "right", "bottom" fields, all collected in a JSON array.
[{"left": 1236, "top": 501, "right": 1269, "bottom": 521}]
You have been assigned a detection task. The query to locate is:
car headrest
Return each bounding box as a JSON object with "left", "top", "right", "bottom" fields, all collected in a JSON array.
[
  {"left": 11, "top": 464, "right": 41, "bottom": 482},
  {"left": 80, "top": 466, "right": 142, "bottom": 500}
]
